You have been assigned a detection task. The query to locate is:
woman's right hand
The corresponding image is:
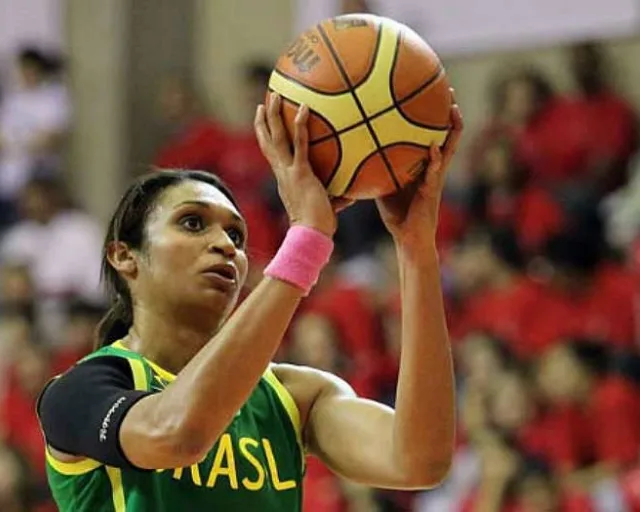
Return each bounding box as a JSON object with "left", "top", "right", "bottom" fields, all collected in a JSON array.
[{"left": 255, "top": 93, "right": 347, "bottom": 237}]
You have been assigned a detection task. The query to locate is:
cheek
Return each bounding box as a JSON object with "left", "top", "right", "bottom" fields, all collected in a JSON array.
[
  {"left": 236, "top": 252, "right": 250, "bottom": 284},
  {"left": 147, "top": 234, "right": 203, "bottom": 279}
]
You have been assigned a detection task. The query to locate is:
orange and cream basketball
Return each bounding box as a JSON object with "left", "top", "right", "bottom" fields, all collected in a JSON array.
[{"left": 270, "top": 14, "right": 452, "bottom": 199}]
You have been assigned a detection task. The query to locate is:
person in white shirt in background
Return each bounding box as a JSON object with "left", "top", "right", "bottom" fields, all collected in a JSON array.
[
  {"left": 0, "top": 177, "right": 103, "bottom": 344},
  {"left": 0, "top": 47, "right": 70, "bottom": 231}
]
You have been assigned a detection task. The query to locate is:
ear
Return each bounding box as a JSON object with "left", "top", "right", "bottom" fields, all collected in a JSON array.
[{"left": 106, "top": 241, "right": 138, "bottom": 281}]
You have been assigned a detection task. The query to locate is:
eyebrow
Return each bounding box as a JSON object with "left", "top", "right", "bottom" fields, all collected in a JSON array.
[{"left": 176, "top": 200, "right": 245, "bottom": 226}]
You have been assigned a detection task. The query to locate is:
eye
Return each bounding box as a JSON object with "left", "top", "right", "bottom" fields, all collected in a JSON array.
[
  {"left": 226, "top": 226, "right": 245, "bottom": 248},
  {"left": 179, "top": 214, "right": 204, "bottom": 232}
]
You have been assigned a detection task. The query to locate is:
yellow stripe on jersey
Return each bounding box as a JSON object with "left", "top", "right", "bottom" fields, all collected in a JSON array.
[
  {"left": 263, "top": 366, "right": 305, "bottom": 471},
  {"left": 45, "top": 448, "right": 102, "bottom": 475},
  {"left": 106, "top": 467, "right": 126, "bottom": 512},
  {"left": 127, "top": 358, "right": 148, "bottom": 391},
  {"left": 112, "top": 340, "right": 176, "bottom": 383}
]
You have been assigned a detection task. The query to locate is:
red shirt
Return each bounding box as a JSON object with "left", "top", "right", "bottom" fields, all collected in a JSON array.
[
  {"left": 303, "top": 457, "right": 346, "bottom": 512},
  {"left": 538, "top": 376, "right": 640, "bottom": 471},
  {"left": 590, "top": 376, "right": 640, "bottom": 466},
  {"left": 215, "top": 129, "right": 273, "bottom": 200},
  {"left": 454, "top": 277, "right": 539, "bottom": 355},
  {"left": 0, "top": 375, "right": 47, "bottom": 478},
  {"left": 515, "top": 98, "right": 590, "bottom": 184},
  {"left": 575, "top": 91, "right": 637, "bottom": 188},
  {"left": 520, "top": 265, "right": 636, "bottom": 357},
  {"left": 154, "top": 117, "right": 227, "bottom": 172}
]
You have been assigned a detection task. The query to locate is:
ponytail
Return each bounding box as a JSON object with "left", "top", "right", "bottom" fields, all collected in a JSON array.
[{"left": 95, "top": 295, "right": 133, "bottom": 349}]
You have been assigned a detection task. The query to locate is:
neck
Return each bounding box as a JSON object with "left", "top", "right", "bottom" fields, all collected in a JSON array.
[{"left": 126, "top": 302, "right": 222, "bottom": 374}]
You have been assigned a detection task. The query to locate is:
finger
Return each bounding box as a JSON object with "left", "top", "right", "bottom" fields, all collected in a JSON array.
[
  {"left": 426, "top": 144, "right": 443, "bottom": 175},
  {"left": 441, "top": 104, "right": 464, "bottom": 168},
  {"left": 330, "top": 197, "right": 355, "bottom": 213},
  {"left": 266, "top": 92, "right": 293, "bottom": 164},
  {"left": 293, "top": 104, "right": 310, "bottom": 168},
  {"left": 254, "top": 105, "right": 277, "bottom": 164}
]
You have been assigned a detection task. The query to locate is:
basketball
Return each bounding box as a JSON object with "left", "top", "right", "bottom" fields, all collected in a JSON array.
[{"left": 269, "top": 14, "right": 452, "bottom": 200}]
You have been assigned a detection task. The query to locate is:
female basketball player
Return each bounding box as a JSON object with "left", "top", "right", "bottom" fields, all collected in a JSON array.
[{"left": 37, "top": 92, "right": 462, "bottom": 511}]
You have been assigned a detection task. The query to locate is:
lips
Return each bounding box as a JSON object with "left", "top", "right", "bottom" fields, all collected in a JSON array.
[{"left": 201, "top": 263, "right": 238, "bottom": 290}]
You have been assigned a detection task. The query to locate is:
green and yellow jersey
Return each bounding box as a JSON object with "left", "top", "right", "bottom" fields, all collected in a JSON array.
[{"left": 41, "top": 341, "right": 305, "bottom": 511}]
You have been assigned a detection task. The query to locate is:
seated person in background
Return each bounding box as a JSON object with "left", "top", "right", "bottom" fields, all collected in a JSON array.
[
  {"left": 0, "top": 342, "right": 53, "bottom": 493},
  {"left": 0, "top": 47, "right": 70, "bottom": 232},
  {"left": 566, "top": 42, "right": 638, "bottom": 195},
  {"left": 0, "top": 177, "right": 104, "bottom": 304},
  {"left": 467, "top": 138, "right": 565, "bottom": 254},
  {"left": 468, "top": 68, "right": 556, "bottom": 168},
  {"left": 535, "top": 340, "right": 640, "bottom": 483},
  {"left": 447, "top": 228, "right": 537, "bottom": 355},
  {"left": 524, "top": 224, "right": 636, "bottom": 355},
  {"left": 153, "top": 75, "right": 227, "bottom": 174}
]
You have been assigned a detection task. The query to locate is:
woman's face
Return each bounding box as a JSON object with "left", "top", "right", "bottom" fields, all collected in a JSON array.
[
  {"left": 130, "top": 181, "right": 249, "bottom": 323},
  {"left": 536, "top": 345, "right": 585, "bottom": 404},
  {"left": 490, "top": 373, "right": 533, "bottom": 431}
]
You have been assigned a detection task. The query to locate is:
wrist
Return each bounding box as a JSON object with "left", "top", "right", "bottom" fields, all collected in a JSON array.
[
  {"left": 394, "top": 234, "right": 439, "bottom": 263},
  {"left": 264, "top": 226, "right": 334, "bottom": 295}
]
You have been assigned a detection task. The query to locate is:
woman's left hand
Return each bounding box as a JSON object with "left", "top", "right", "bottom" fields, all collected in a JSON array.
[{"left": 375, "top": 95, "right": 463, "bottom": 248}]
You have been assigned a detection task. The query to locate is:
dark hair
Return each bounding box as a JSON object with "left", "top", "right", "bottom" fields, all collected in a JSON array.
[
  {"left": 490, "top": 68, "right": 555, "bottom": 118},
  {"left": 542, "top": 229, "right": 603, "bottom": 275},
  {"left": 96, "top": 170, "right": 240, "bottom": 348},
  {"left": 564, "top": 338, "right": 611, "bottom": 377},
  {"left": 18, "top": 46, "right": 63, "bottom": 76}
]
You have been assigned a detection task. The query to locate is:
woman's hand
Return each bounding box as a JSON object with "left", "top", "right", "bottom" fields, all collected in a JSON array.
[
  {"left": 255, "top": 93, "right": 349, "bottom": 237},
  {"left": 375, "top": 97, "right": 463, "bottom": 248}
]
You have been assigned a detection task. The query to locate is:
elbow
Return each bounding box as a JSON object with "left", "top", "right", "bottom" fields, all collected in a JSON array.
[
  {"left": 146, "top": 416, "right": 214, "bottom": 468},
  {"left": 401, "top": 458, "right": 453, "bottom": 490}
]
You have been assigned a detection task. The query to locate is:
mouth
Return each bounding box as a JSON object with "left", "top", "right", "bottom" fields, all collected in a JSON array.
[{"left": 201, "top": 263, "right": 238, "bottom": 292}]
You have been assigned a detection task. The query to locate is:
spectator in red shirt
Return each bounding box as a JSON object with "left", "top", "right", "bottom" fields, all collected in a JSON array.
[
  {"left": 567, "top": 42, "right": 638, "bottom": 194},
  {"left": 524, "top": 224, "right": 636, "bottom": 355},
  {"left": 153, "top": 75, "right": 227, "bottom": 173},
  {"left": 468, "top": 68, "right": 555, "bottom": 170},
  {"left": 535, "top": 341, "right": 640, "bottom": 479},
  {"left": 448, "top": 228, "right": 538, "bottom": 354},
  {"left": 468, "top": 138, "right": 565, "bottom": 254}
]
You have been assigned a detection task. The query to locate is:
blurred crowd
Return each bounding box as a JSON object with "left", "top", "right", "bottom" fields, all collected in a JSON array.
[{"left": 0, "top": 35, "right": 639, "bottom": 512}]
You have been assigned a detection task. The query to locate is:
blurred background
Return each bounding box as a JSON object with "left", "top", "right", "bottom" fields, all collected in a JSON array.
[{"left": 1, "top": 0, "right": 639, "bottom": 511}]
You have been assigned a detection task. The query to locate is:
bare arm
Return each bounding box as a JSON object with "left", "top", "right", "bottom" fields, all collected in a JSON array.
[
  {"left": 277, "top": 104, "right": 462, "bottom": 490},
  {"left": 277, "top": 246, "right": 454, "bottom": 490},
  {"left": 119, "top": 98, "right": 339, "bottom": 469}
]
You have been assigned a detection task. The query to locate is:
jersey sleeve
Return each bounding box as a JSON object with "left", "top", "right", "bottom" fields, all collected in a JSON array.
[{"left": 37, "top": 355, "right": 154, "bottom": 470}]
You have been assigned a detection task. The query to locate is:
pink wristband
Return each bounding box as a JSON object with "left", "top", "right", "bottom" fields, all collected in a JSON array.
[{"left": 264, "top": 225, "right": 334, "bottom": 296}]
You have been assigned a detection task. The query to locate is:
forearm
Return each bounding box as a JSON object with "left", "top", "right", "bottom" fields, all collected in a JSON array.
[
  {"left": 151, "top": 277, "right": 303, "bottom": 450},
  {"left": 392, "top": 239, "right": 455, "bottom": 479}
]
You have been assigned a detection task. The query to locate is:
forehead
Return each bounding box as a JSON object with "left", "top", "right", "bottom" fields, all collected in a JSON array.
[{"left": 155, "top": 180, "right": 241, "bottom": 218}]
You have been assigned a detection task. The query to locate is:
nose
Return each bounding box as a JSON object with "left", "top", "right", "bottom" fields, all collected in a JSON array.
[{"left": 207, "top": 227, "right": 236, "bottom": 259}]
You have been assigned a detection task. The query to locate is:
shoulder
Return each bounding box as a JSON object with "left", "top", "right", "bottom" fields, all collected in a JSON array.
[
  {"left": 39, "top": 355, "right": 136, "bottom": 412},
  {"left": 271, "top": 363, "right": 355, "bottom": 429}
]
